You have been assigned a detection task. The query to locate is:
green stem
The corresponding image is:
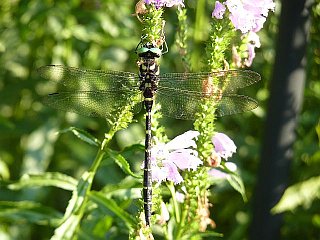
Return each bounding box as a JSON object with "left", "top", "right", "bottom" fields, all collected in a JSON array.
[
  {"left": 65, "top": 123, "right": 124, "bottom": 237},
  {"left": 92, "top": 106, "right": 133, "bottom": 174},
  {"left": 56, "top": 105, "right": 133, "bottom": 239},
  {"left": 175, "top": 195, "right": 188, "bottom": 239},
  {"left": 166, "top": 182, "right": 180, "bottom": 223},
  {"left": 176, "top": 7, "right": 191, "bottom": 71},
  {"left": 194, "top": 0, "right": 207, "bottom": 41}
]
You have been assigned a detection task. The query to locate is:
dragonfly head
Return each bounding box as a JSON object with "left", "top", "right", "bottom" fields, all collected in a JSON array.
[{"left": 136, "top": 42, "right": 162, "bottom": 59}]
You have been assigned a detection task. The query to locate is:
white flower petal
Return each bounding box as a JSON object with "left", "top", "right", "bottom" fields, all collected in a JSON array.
[{"left": 165, "top": 130, "right": 199, "bottom": 150}]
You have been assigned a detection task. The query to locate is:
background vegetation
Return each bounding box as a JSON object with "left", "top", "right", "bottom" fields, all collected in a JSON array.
[{"left": 0, "top": 0, "right": 319, "bottom": 239}]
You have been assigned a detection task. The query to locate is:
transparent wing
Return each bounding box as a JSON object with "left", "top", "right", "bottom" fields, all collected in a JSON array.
[
  {"left": 156, "top": 90, "right": 258, "bottom": 120},
  {"left": 43, "top": 90, "right": 142, "bottom": 118},
  {"left": 156, "top": 69, "right": 260, "bottom": 119},
  {"left": 155, "top": 89, "right": 203, "bottom": 120},
  {"left": 38, "top": 66, "right": 260, "bottom": 119},
  {"left": 215, "top": 94, "right": 258, "bottom": 117},
  {"left": 37, "top": 65, "right": 140, "bottom": 91},
  {"left": 38, "top": 65, "right": 142, "bottom": 118},
  {"left": 159, "top": 70, "right": 261, "bottom": 93}
]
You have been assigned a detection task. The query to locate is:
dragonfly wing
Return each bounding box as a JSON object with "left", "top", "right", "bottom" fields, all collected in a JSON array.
[
  {"left": 217, "top": 70, "right": 261, "bottom": 92},
  {"left": 43, "top": 90, "right": 142, "bottom": 118},
  {"left": 155, "top": 88, "right": 204, "bottom": 120},
  {"left": 38, "top": 65, "right": 140, "bottom": 92},
  {"left": 215, "top": 94, "right": 258, "bottom": 117},
  {"left": 159, "top": 70, "right": 261, "bottom": 93},
  {"left": 156, "top": 88, "right": 258, "bottom": 120}
]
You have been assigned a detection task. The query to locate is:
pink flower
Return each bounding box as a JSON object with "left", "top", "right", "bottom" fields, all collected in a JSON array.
[
  {"left": 175, "top": 191, "right": 185, "bottom": 203},
  {"left": 163, "top": 161, "right": 184, "bottom": 184},
  {"left": 209, "top": 133, "right": 238, "bottom": 180},
  {"left": 212, "top": 132, "right": 237, "bottom": 160},
  {"left": 148, "top": 131, "right": 202, "bottom": 184},
  {"left": 212, "top": 1, "right": 226, "bottom": 19},
  {"left": 165, "top": 130, "right": 199, "bottom": 150},
  {"left": 212, "top": 0, "right": 275, "bottom": 33},
  {"left": 157, "top": 202, "right": 170, "bottom": 224},
  {"left": 244, "top": 31, "right": 261, "bottom": 66},
  {"left": 145, "top": 0, "right": 184, "bottom": 8},
  {"left": 231, "top": 31, "right": 261, "bottom": 67},
  {"left": 169, "top": 149, "right": 202, "bottom": 171}
]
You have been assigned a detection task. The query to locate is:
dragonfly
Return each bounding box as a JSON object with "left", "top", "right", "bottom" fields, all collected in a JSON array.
[{"left": 38, "top": 42, "right": 261, "bottom": 226}]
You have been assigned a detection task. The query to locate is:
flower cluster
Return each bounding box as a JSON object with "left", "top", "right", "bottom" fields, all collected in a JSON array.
[
  {"left": 145, "top": 0, "right": 184, "bottom": 8},
  {"left": 212, "top": 0, "right": 274, "bottom": 66},
  {"left": 148, "top": 131, "right": 202, "bottom": 184},
  {"left": 147, "top": 131, "right": 237, "bottom": 184},
  {"left": 212, "top": 0, "right": 275, "bottom": 33}
]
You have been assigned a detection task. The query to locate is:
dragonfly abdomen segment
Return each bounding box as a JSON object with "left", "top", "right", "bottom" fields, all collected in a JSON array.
[{"left": 143, "top": 110, "right": 152, "bottom": 226}]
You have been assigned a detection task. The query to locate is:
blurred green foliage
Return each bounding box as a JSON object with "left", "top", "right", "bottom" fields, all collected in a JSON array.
[{"left": 0, "top": 0, "right": 319, "bottom": 239}]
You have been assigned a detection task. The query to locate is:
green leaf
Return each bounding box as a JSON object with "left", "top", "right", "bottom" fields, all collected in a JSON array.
[
  {"left": 0, "top": 201, "right": 62, "bottom": 226},
  {"left": 122, "top": 144, "right": 145, "bottom": 153},
  {"left": 51, "top": 131, "right": 107, "bottom": 239},
  {"left": 316, "top": 121, "right": 320, "bottom": 144},
  {"left": 104, "top": 149, "right": 141, "bottom": 179},
  {"left": 178, "top": 230, "right": 223, "bottom": 240},
  {"left": 7, "top": 172, "right": 77, "bottom": 191},
  {"left": 79, "top": 210, "right": 114, "bottom": 239},
  {"left": 0, "top": 159, "right": 10, "bottom": 180},
  {"left": 217, "top": 163, "right": 247, "bottom": 202},
  {"left": 101, "top": 176, "right": 141, "bottom": 200},
  {"left": 103, "top": 187, "right": 142, "bottom": 200},
  {"left": 271, "top": 176, "right": 320, "bottom": 214},
  {"left": 192, "top": 231, "right": 223, "bottom": 238},
  {"left": 51, "top": 171, "right": 94, "bottom": 240},
  {"left": 226, "top": 173, "right": 247, "bottom": 202},
  {"left": 60, "top": 127, "right": 100, "bottom": 147},
  {"left": 89, "top": 191, "right": 137, "bottom": 230},
  {"left": 0, "top": 115, "right": 15, "bottom": 130},
  {"left": 92, "top": 216, "right": 113, "bottom": 237},
  {"left": 51, "top": 214, "right": 83, "bottom": 240}
]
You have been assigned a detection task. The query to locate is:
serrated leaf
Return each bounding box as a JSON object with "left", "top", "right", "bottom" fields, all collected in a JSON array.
[
  {"left": 227, "top": 173, "right": 247, "bottom": 202},
  {"left": 104, "top": 188, "right": 142, "bottom": 200},
  {"left": 122, "top": 144, "right": 145, "bottom": 153},
  {"left": 89, "top": 191, "right": 137, "bottom": 230},
  {"left": 51, "top": 214, "right": 82, "bottom": 240},
  {"left": 7, "top": 172, "right": 77, "bottom": 191},
  {"left": 217, "top": 162, "right": 247, "bottom": 201},
  {"left": 51, "top": 171, "right": 94, "bottom": 240},
  {"left": 271, "top": 176, "right": 320, "bottom": 214},
  {"left": 104, "top": 149, "right": 141, "bottom": 179},
  {"left": 101, "top": 176, "right": 141, "bottom": 199},
  {"left": 0, "top": 201, "right": 62, "bottom": 226},
  {"left": 60, "top": 127, "right": 100, "bottom": 147},
  {"left": 193, "top": 231, "right": 223, "bottom": 237},
  {"left": 179, "top": 230, "right": 223, "bottom": 240}
]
